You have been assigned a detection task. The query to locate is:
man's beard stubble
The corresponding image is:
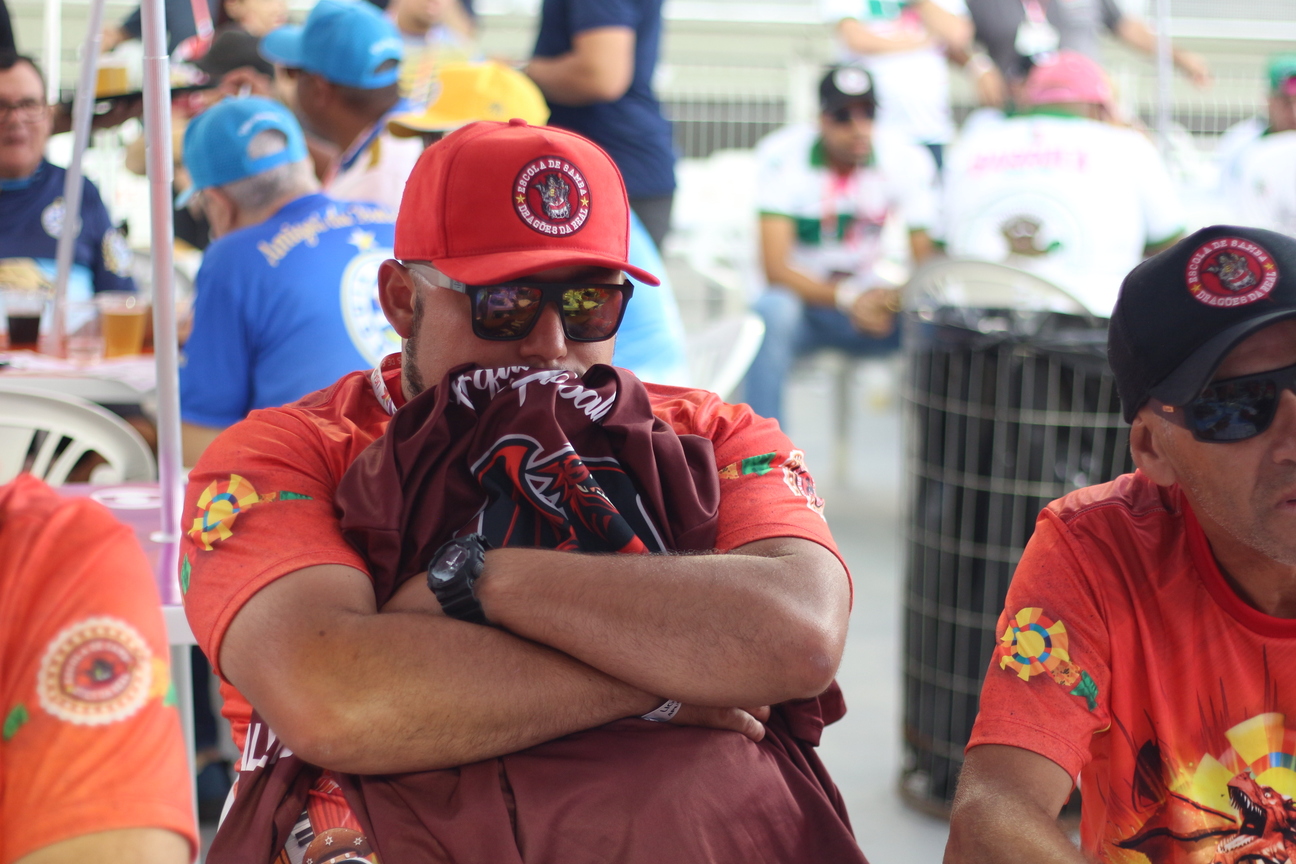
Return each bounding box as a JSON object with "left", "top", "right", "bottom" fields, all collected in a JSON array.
[{"left": 403, "top": 290, "right": 426, "bottom": 398}]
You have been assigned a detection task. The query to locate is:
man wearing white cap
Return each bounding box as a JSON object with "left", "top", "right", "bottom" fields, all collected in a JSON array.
[
  {"left": 942, "top": 51, "right": 1183, "bottom": 316},
  {"left": 260, "top": 0, "right": 422, "bottom": 210}
]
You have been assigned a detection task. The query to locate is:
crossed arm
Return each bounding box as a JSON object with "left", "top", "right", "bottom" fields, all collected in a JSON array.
[{"left": 220, "top": 536, "right": 850, "bottom": 774}]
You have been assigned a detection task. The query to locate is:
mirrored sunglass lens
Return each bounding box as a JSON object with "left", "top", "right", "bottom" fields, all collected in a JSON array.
[
  {"left": 474, "top": 285, "right": 543, "bottom": 338},
  {"left": 560, "top": 286, "right": 624, "bottom": 340},
  {"left": 1189, "top": 379, "right": 1276, "bottom": 441}
]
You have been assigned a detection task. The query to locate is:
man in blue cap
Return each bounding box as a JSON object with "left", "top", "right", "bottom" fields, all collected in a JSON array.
[
  {"left": 178, "top": 96, "right": 398, "bottom": 464},
  {"left": 260, "top": 0, "right": 422, "bottom": 210}
]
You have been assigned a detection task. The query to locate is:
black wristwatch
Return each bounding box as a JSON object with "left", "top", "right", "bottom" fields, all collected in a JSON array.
[{"left": 426, "top": 533, "right": 489, "bottom": 625}]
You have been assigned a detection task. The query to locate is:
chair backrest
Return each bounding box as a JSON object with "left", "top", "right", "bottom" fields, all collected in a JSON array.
[
  {"left": 684, "top": 312, "right": 766, "bottom": 402},
  {"left": 0, "top": 384, "right": 156, "bottom": 485}
]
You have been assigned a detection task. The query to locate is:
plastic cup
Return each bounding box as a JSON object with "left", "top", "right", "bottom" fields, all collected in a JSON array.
[
  {"left": 66, "top": 301, "right": 104, "bottom": 364},
  {"left": 95, "top": 291, "right": 148, "bottom": 358},
  {"left": 2, "top": 288, "right": 48, "bottom": 350}
]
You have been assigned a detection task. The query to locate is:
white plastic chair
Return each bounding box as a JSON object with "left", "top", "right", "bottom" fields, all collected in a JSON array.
[
  {"left": 0, "top": 384, "right": 156, "bottom": 485},
  {"left": 685, "top": 312, "right": 766, "bottom": 401}
]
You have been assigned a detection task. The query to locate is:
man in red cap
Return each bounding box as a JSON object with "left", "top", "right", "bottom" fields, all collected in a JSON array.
[{"left": 182, "top": 119, "right": 867, "bottom": 862}]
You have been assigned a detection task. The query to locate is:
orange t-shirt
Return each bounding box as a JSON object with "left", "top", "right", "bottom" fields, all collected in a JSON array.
[
  {"left": 969, "top": 470, "right": 1296, "bottom": 863},
  {"left": 181, "top": 356, "right": 846, "bottom": 752},
  {"left": 0, "top": 474, "right": 197, "bottom": 864}
]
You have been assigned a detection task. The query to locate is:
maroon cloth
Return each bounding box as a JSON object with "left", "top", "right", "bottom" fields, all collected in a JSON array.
[
  {"left": 337, "top": 364, "right": 722, "bottom": 602},
  {"left": 209, "top": 365, "right": 865, "bottom": 864}
]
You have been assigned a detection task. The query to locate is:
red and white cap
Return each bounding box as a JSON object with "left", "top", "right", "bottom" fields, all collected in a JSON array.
[{"left": 394, "top": 119, "right": 660, "bottom": 285}]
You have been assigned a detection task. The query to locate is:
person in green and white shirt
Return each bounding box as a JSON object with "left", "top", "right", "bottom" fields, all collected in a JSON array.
[{"left": 743, "top": 66, "right": 938, "bottom": 423}]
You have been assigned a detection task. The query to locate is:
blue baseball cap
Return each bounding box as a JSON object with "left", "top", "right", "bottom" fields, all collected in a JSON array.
[
  {"left": 177, "top": 97, "right": 308, "bottom": 207},
  {"left": 259, "top": 0, "right": 403, "bottom": 89}
]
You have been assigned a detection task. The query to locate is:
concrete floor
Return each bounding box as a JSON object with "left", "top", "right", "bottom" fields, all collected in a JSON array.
[{"left": 780, "top": 358, "right": 953, "bottom": 864}]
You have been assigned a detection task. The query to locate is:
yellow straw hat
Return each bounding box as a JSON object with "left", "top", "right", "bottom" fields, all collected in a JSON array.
[{"left": 387, "top": 62, "right": 550, "bottom": 137}]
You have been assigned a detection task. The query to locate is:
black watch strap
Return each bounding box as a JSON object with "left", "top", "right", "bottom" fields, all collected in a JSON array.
[{"left": 426, "top": 534, "right": 489, "bottom": 625}]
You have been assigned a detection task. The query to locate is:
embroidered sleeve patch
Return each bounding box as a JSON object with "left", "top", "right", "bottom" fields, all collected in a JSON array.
[
  {"left": 719, "top": 452, "right": 777, "bottom": 479},
  {"left": 189, "top": 474, "right": 314, "bottom": 551},
  {"left": 37, "top": 617, "right": 152, "bottom": 725},
  {"left": 781, "top": 450, "right": 825, "bottom": 518},
  {"left": 998, "top": 607, "right": 1098, "bottom": 711}
]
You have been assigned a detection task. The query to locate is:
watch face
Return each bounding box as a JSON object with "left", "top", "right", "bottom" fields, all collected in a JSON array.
[{"left": 433, "top": 545, "right": 468, "bottom": 583}]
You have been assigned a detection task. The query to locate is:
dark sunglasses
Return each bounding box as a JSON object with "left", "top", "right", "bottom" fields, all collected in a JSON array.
[
  {"left": 407, "top": 264, "right": 634, "bottom": 342},
  {"left": 827, "top": 103, "right": 875, "bottom": 124},
  {"left": 1152, "top": 361, "right": 1296, "bottom": 442}
]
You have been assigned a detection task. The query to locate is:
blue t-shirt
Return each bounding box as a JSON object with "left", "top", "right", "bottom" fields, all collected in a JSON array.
[
  {"left": 611, "top": 210, "right": 686, "bottom": 384},
  {"left": 533, "top": 0, "right": 676, "bottom": 198},
  {"left": 0, "top": 160, "right": 134, "bottom": 302},
  {"left": 180, "top": 194, "right": 398, "bottom": 428}
]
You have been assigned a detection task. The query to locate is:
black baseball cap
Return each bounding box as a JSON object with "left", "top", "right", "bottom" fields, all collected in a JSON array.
[
  {"left": 819, "top": 65, "right": 877, "bottom": 114},
  {"left": 195, "top": 30, "right": 274, "bottom": 80},
  {"left": 1109, "top": 225, "right": 1296, "bottom": 422}
]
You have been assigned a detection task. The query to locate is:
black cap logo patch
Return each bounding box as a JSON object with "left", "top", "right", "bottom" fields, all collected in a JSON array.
[
  {"left": 1186, "top": 237, "right": 1278, "bottom": 308},
  {"left": 513, "top": 156, "right": 591, "bottom": 237}
]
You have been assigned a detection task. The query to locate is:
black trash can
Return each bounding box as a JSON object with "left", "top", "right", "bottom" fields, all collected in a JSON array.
[{"left": 897, "top": 302, "right": 1134, "bottom": 815}]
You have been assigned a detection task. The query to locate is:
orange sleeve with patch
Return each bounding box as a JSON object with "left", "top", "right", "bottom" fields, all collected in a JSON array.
[
  {"left": 0, "top": 475, "right": 197, "bottom": 864},
  {"left": 966, "top": 509, "right": 1115, "bottom": 781},
  {"left": 647, "top": 386, "right": 846, "bottom": 585}
]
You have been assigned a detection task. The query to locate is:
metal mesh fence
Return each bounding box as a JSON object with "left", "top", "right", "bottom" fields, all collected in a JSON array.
[{"left": 898, "top": 308, "right": 1134, "bottom": 811}]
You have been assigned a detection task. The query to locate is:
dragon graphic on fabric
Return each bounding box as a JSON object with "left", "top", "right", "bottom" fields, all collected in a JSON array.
[
  {"left": 472, "top": 435, "right": 662, "bottom": 554},
  {"left": 1118, "top": 768, "right": 1296, "bottom": 863}
]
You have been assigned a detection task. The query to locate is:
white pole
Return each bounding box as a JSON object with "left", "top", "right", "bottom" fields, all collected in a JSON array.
[
  {"left": 1155, "top": 0, "right": 1173, "bottom": 159},
  {"left": 42, "top": 0, "right": 61, "bottom": 103},
  {"left": 141, "top": 0, "right": 183, "bottom": 595},
  {"left": 51, "top": 0, "right": 108, "bottom": 353}
]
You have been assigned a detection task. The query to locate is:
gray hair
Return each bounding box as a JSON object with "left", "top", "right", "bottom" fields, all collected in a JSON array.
[{"left": 219, "top": 129, "right": 318, "bottom": 211}]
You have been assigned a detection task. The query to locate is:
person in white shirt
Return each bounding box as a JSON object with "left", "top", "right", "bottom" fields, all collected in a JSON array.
[
  {"left": 1218, "top": 54, "right": 1296, "bottom": 197},
  {"left": 260, "top": 0, "right": 423, "bottom": 211},
  {"left": 823, "top": 0, "right": 972, "bottom": 168},
  {"left": 942, "top": 51, "right": 1183, "bottom": 317},
  {"left": 744, "top": 66, "right": 939, "bottom": 423},
  {"left": 1234, "top": 131, "right": 1296, "bottom": 238}
]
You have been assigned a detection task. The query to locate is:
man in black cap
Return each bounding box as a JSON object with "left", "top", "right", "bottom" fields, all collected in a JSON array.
[
  {"left": 947, "top": 225, "right": 1296, "bottom": 863},
  {"left": 744, "top": 64, "right": 938, "bottom": 423}
]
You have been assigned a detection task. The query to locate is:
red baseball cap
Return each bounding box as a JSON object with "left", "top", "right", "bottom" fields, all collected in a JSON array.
[{"left": 394, "top": 119, "right": 660, "bottom": 285}]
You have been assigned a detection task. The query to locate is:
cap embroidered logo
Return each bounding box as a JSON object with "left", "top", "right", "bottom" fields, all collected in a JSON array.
[
  {"left": 513, "top": 156, "right": 591, "bottom": 236},
  {"left": 1185, "top": 236, "right": 1279, "bottom": 308}
]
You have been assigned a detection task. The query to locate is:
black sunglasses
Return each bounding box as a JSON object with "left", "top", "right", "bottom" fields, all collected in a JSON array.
[
  {"left": 407, "top": 264, "right": 634, "bottom": 342},
  {"left": 1153, "top": 361, "right": 1296, "bottom": 442}
]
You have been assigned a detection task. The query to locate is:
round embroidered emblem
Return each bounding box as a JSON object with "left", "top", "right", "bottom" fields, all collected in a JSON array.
[
  {"left": 512, "top": 156, "right": 591, "bottom": 237},
  {"left": 41, "top": 197, "right": 65, "bottom": 239},
  {"left": 1185, "top": 236, "right": 1279, "bottom": 308},
  {"left": 189, "top": 474, "right": 261, "bottom": 551},
  {"left": 38, "top": 617, "right": 152, "bottom": 725}
]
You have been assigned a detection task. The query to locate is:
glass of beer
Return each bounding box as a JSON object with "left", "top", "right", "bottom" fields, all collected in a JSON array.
[
  {"left": 2, "top": 288, "right": 47, "bottom": 350},
  {"left": 94, "top": 291, "right": 148, "bottom": 358}
]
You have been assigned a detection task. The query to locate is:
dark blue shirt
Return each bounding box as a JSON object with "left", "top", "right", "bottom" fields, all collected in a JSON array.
[
  {"left": 0, "top": 161, "right": 134, "bottom": 302},
  {"left": 533, "top": 0, "right": 676, "bottom": 198}
]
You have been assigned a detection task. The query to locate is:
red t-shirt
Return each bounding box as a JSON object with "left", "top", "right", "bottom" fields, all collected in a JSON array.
[
  {"left": 0, "top": 475, "right": 197, "bottom": 864},
  {"left": 181, "top": 356, "right": 845, "bottom": 753},
  {"left": 970, "top": 470, "right": 1296, "bottom": 862}
]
